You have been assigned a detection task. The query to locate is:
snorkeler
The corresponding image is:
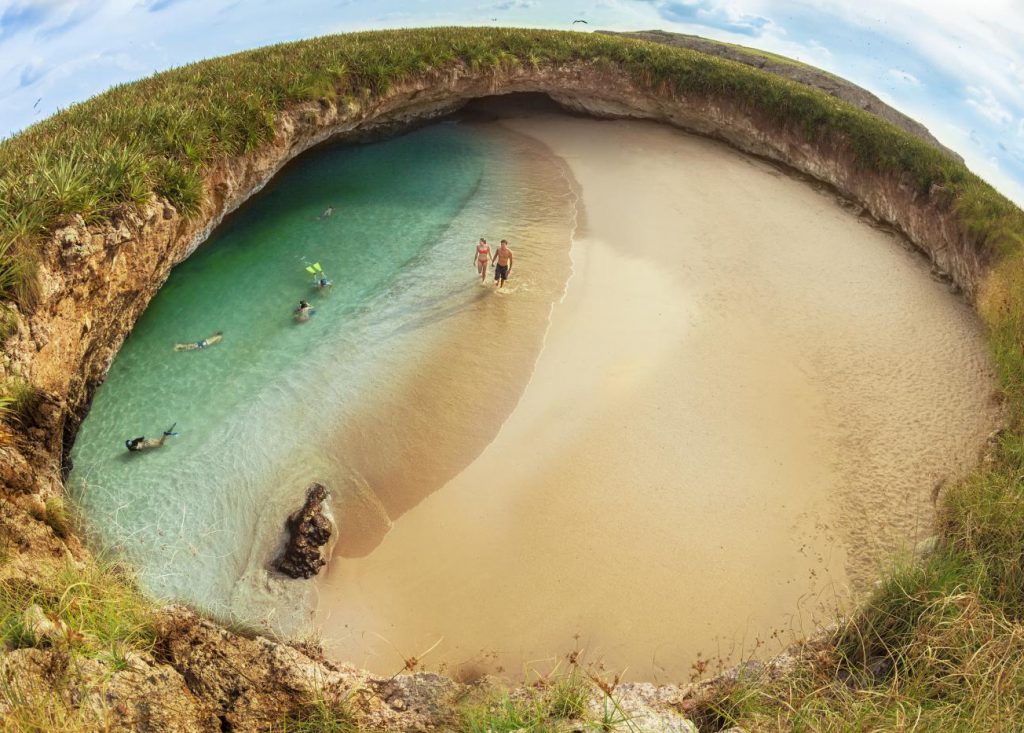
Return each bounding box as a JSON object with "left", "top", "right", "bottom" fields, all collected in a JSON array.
[
  {"left": 294, "top": 300, "right": 314, "bottom": 322},
  {"left": 174, "top": 331, "right": 223, "bottom": 352},
  {"left": 306, "top": 262, "right": 332, "bottom": 290},
  {"left": 125, "top": 423, "right": 178, "bottom": 452}
]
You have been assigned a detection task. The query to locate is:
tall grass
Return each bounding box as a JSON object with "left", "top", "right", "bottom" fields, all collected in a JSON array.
[
  {"left": 705, "top": 556, "right": 1024, "bottom": 731},
  {"left": 276, "top": 692, "right": 363, "bottom": 733},
  {"left": 2, "top": 28, "right": 1021, "bottom": 309},
  {"left": 3, "top": 26, "right": 1024, "bottom": 730},
  {"left": 0, "top": 376, "right": 41, "bottom": 426},
  {"left": 0, "top": 559, "right": 160, "bottom": 731},
  {"left": 0, "top": 560, "right": 157, "bottom": 661}
]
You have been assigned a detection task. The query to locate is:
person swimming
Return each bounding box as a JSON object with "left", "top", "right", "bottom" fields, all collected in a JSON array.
[
  {"left": 174, "top": 331, "right": 223, "bottom": 352},
  {"left": 125, "top": 423, "right": 178, "bottom": 452},
  {"left": 306, "top": 262, "right": 332, "bottom": 289},
  {"left": 319, "top": 206, "right": 335, "bottom": 219},
  {"left": 294, "top": 300, "right": 314, "bottom": 322}
]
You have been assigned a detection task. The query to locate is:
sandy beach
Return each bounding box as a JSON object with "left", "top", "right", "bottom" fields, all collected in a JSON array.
[{"left": 315, "top": 106, "right": 1000, "bottom": 682}]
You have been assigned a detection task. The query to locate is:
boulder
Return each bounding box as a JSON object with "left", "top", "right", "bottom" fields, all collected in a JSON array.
[{"left": 273, "top": 482, "right": 333, "bottom": 579}]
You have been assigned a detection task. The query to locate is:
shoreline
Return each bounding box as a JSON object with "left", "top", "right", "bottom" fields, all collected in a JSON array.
[
  {"left": 2, "top": 28, "right": 1021, "bottom": 730},
  {"left": 281, "top": 120, "right": 579, "bottom": 632},
  {"left": 314, "top": 109, "right": 999, "bottom": 681}
]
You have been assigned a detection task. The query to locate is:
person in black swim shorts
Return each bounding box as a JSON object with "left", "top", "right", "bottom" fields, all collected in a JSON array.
[{"left": 491, "top": 239, "right": 513, "bottom": 289}]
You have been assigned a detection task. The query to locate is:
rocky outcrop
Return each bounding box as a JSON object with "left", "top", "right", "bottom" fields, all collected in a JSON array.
[
  {"left": 273, "top": 482, "right": 333, "bottom": 579},
  {"left": 0, "top": 646, "right": 218, "bottom": 733},
  {"left": 0, "top": 33, "right": 1003, "bottom": 733},
  {"left": 4, "top": 58, "right": 994, "bottom": 458}
]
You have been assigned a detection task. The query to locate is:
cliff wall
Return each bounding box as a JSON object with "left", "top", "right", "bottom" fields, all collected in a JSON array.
[{"left": 0, "top": 58, "right": 995, "bottom": 731}]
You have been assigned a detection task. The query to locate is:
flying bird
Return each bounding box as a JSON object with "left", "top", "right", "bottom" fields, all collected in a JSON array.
[
  {"left": 572, "top": 19, "right": 588, "bottom": 24},
  {"left": 33, "top": 97, "right": 41, "bottom": 109}
]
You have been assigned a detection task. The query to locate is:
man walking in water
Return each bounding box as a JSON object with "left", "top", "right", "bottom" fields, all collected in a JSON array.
[
  {"left": 473, "top": 237, "right": 491, "bottom": 283},
  {"left": 492, "top": 239, "right": 514, "bottom": 288}
]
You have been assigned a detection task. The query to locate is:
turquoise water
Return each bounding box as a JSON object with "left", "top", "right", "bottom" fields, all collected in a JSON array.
[{"left": 68, "top": 121, "right": 573, "bottom": 625}]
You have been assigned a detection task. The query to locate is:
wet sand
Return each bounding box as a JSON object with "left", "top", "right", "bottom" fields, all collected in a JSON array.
[
  {"left": 316, "top": 110, "right": 1000, "bottom": 681},
  {"left": 229, "top": 122, "right": 577, "bottom": 632}
]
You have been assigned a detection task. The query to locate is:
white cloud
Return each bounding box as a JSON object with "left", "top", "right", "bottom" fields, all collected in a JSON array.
[
  {"left": 966, "top": 85, "right": 1014, "bottom": 127},
  {"left": 491, "top": 0, "right": 536, "bottom": 9},
  {"left": 887, "top": 69, "right": 919, "bottom": 86},
  {"left": 1, "top": 0, "right": 1023, "bottom": 205}
]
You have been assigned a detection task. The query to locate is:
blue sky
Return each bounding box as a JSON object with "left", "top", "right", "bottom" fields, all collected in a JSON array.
[{"left": 1, "top": 0, "right": 1022, "bottom": 206}]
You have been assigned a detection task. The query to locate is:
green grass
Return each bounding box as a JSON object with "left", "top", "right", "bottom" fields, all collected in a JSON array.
[
  {"left": 42, "top": 496, "right": 71, "bottom": 539},
  {"left": 0, "top": 559, "right": 160, "bottom": 732},
  {"left": 458, "top": 668, "right": 641, "bottom": 733},
  {"left": 546, "top": 667, "right": 590, "bottom": 719},
  {"left": 3, "top": 25, "right": 1024, "bottom": 731},
  {"left": 0, "top": 377, "right": 41, "bottom": 427},
  {"left": 277, "top": 693, "right": 363, "bottom": 733},
  {"left": 2, "top": 27, "right": 1020, "bottom": 309},
  {"left": 460, "top": 692, "right": 554, "bottom": 733},
  {"left": 0, "top": 560, "right": 157, "bottom": 660}
]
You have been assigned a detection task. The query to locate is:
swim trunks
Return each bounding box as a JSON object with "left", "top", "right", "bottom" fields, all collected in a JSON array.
[{"left": 495, "top": 264, "right": 510, "bottom": 281}]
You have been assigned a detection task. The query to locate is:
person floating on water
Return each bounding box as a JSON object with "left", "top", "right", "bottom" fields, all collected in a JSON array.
[
  {"left": 174, "top": 331, "right": 223, "bottom": 352},
  {"left": 473, "top": 237, "right": 491, "bottom": 283},
  {"left": 492, "top": 239, "right": 514, "bottom": 289},
  {"left": 294, "top": 300, "right": 314, "bottom": 322},
  {"left": 306, "top": 262, "right": 331, "bottom": 290},
  {"left": 125, "top": 423, "right": 178, "bottom": 452}
]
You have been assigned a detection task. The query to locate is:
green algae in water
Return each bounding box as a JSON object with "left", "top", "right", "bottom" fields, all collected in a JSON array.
[{"left": 69, "top": 123, "right": 498, "bottom": 615}]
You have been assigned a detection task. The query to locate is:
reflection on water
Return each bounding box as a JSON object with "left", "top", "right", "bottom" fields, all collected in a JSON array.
[{"left": 69, "top": 120, "right": 576, "bottom": 630}]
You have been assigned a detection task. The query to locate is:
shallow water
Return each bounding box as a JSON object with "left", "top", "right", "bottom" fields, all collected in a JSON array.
[
  {"left": 72, "top": 108, "right": 999, "bottom": 682},
  {"left": 69, "top": 120, "right": 575, "bottom": 625}
]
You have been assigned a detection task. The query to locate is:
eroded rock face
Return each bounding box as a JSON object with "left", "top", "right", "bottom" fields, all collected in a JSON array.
[
  {"left": 2, "top": 59, "right": 993, "bottom": 484},
  {"left": 602, "top": 29, "right": 959, "bottom": 161},
  {"left": 153, "top": 604, "right": 463, "bottom": 732},
  {"left": 0, "top": 646, "right": 219, "bottom": 733},
  {"left": 0, "top": 43, "right": 997, "bottom": 733},
  {"left": 273, "top": 482, "right": 333, "bottom": 579}
]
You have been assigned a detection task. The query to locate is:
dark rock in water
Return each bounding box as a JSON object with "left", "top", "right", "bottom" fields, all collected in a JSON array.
[{"left": 273, "top": 483, "right": 332, "bottom": 579}]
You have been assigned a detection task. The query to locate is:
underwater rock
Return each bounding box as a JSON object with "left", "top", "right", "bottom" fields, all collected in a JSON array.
[{"left": 273, "top": 482, "right": 333, "bottom": 579}]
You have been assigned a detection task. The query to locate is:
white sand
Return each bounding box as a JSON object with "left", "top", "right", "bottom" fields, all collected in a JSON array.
[{"left": 315, "top": 112, "right": 999, "bottom": 682}]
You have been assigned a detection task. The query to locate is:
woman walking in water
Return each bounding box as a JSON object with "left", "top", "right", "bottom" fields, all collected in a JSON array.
[{"left": 473, "top": 237, "right": 491, "bottom": 283}]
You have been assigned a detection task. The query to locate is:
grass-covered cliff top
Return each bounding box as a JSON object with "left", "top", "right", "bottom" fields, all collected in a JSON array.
[
  {"left": 0, "top": 28, "right": 1021, "bottom": 304},
  {"left": 3, "top": 26, "right": 1024, "bottom": 731}
]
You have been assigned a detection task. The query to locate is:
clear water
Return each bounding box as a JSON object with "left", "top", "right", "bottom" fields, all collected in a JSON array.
[{"left": 69, "top": 120, "right": 574, "bottom": 627}]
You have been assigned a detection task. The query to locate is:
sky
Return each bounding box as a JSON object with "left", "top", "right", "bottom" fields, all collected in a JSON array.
[{"left": 1, "top": 0, "right": 1022, "bottom": 206}]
